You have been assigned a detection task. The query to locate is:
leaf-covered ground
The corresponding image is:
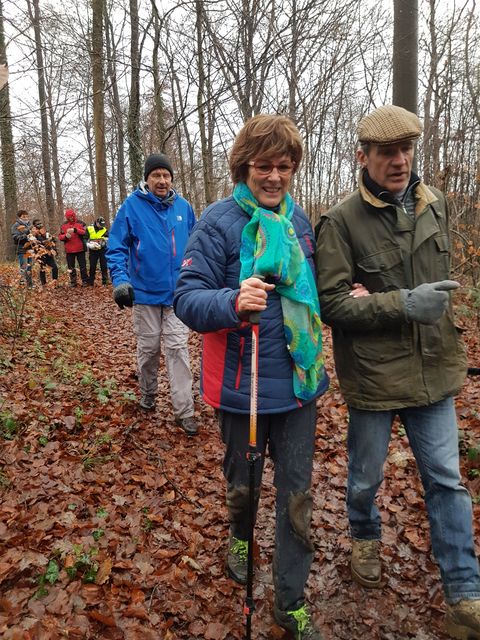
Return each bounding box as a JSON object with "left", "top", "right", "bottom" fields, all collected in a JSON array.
[{"left": 0, "top": 265, "right": 479, "bottom": 640}]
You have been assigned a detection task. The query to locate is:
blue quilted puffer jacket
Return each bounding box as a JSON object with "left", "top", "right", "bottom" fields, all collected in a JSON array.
[{"left": 174, "top": 196, "right": 329, "bottom": 414}]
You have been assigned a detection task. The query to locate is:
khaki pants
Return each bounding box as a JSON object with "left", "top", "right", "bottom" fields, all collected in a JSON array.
[{"left": 133, "top": 304, "right": 194, "bottom": 419}]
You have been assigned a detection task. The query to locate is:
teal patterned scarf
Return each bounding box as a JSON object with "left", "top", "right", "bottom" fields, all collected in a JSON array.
[{"left": 234, "top": 182, "right": 325, "bottom": 401}]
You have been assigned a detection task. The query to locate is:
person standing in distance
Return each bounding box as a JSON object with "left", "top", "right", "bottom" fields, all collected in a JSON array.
[
  {"left": 316, "top": 105, "right": 480, "bottom": 640},
  {"left": 11, "top": 209, "right": 33, "bottom": 288},
  {"left": 58, "top": 209, "right": 88, "bottom": 287},
  {"left": 86, "top": 217, "right": 109, "bottom": 285},
  {"left": 107, "top": 153, "right": 198, "bottom": 436}
]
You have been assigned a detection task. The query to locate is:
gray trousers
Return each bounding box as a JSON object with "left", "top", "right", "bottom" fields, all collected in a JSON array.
[
  {"left": 133, "top": 304, "right": 194, "bottom": 419},
  {"left": 219, "top": 401, "right": 317, "bottom": 611}
]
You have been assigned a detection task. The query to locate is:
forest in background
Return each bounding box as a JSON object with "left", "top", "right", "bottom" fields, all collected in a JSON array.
[{"left": 0, "top": 0, "right": 479, "bottom": 278}]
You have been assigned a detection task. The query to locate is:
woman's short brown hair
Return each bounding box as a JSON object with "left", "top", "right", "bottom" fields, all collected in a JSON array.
[{"left": 229, "top": 114, "right": 303, "bottom": 184}]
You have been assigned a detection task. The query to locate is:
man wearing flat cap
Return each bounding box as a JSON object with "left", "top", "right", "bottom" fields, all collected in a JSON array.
[
  {"left": 107, "top": 153, "right": 198, "bottom": 436},
  {"left": 316, "top": 105, "right": 480, "bottom": 637}
]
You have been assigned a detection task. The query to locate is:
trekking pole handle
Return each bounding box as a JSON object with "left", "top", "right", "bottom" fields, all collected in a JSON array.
[{"left": 249, "top": 274, "right": 265, "bottom": 325}]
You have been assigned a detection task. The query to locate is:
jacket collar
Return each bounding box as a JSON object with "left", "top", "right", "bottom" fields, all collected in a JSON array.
[
  {"left": 359, "top": 170, "right": 440, "bottom": 216},
  {"left": 137, "top": 181, "right": 177, "bottom": 209}
]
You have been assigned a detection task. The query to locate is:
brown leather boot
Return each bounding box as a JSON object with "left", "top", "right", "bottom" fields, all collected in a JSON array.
[
  {"left": 351, "top": 539, "right": 381, "bottom": 588},
  {"left": 445, "top": 599, "right": 480, "bottom": 639}
]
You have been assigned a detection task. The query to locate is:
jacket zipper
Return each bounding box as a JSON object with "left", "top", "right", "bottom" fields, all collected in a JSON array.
[{"left": 235, "top": 337, "right": 245, "bottom": 390}]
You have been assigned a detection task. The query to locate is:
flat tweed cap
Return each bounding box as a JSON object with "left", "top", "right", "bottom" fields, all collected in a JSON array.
[{"left": 357, "top": 105, "right": 423, "bottom": 144}]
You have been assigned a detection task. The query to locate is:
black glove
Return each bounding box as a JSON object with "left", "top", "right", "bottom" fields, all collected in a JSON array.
[
  {"left": 113, "top": 283, "right": 134, "bottom": 309},
  {"left": 400, "top": 280, "right": 460, "bottom": 325}
]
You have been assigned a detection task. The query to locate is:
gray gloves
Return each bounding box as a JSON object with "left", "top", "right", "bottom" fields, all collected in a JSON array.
[
  {"left": 400, "top": 280, "right": 460, "bottom": 325},
  {"left": 113, "top": 282, "right": 134, "bottom": 309}
]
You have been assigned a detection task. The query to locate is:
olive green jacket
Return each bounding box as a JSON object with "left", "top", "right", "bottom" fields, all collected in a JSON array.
[{"left": 316, "top": 174, "right": 467, "bottom": 410}]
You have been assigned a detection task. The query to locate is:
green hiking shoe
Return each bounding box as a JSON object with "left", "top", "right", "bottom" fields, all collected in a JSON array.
[
  {"left": 226, "top": 535, "right": 248, "bottom": 584},
  {"left": 273, "top": 603, "right": 323, "bottom": 639}
]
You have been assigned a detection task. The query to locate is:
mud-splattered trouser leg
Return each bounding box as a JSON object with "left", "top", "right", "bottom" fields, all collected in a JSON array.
[{"left": 219, "top": 401, "right": 317, "bottom": 611}]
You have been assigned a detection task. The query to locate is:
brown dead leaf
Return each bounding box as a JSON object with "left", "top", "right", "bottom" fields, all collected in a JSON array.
[
  {"left": 204, "top": 621, "right": 230, "bottom": 639},
  {"left": 0, "top": 562, "right": 14, "bottom": 582},
  {"left": 63, "top": 415, "right": 77, "bottom": 431},
  {"left": 130, "top": 588, "right": 145, "bottom": 604},
  {"left": 181, "top": 555, "right": 202, "bottom": 572},
  {"left": 95, "top": 557, "right": 113, "bottom": 585},
  {"left": 123, "top": 604, "right": 149, "bottom": 620},
  {"left": 87, "top": 610, "right": 117, "bottom": 626},
  {"left": 80, "top": 584, "right": 103, "bottom": 605},
  {"left": 45, "top": 588, "right": 71, "bottom": 615},
  {"left": 134, "top": 559, "right": 154, "bottom": 576}
]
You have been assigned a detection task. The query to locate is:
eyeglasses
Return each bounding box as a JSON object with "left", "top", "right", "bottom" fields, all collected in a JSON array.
[{"left": 247, "top": 160, "right": 296, "bottom": 176}]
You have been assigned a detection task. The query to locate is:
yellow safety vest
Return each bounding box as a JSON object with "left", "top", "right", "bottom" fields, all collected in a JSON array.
[{"left": 87, "top": 226, "right": 107, "bottom": 240}]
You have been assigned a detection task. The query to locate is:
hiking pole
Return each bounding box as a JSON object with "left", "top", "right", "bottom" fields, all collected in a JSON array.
[{"left": 244, "top": 279, "right": 263, "bottom": 640}]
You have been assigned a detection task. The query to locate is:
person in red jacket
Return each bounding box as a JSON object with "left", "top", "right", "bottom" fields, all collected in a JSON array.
[{"left": 58, "top": 209, "right": 88, "bottom": 287}]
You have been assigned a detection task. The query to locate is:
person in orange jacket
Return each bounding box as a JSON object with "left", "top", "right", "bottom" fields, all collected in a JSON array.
[{"left": 58, "top": 209, "right": 88, "bottom": 287}]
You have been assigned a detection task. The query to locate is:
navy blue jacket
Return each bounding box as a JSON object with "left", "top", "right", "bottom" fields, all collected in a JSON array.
[
  {"left": 11, "top": 219, "right": 32, "bottom": 256},
  {"left": 174, "top": 196, "right": 328, "bottom": 414},
  {"left": 107, "top": 185, "right": 196, "bottom": 306}
]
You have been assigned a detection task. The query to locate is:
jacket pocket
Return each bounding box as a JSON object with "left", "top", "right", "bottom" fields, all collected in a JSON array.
[
  {"left": 434, "top": 234, "right": 450, "bottom": 278},
  {"left": 351, "top": 329, "right": 414, "bottom": 398},
  {"left": 356, "top": 247, "right": 405, "bottom": 292}
]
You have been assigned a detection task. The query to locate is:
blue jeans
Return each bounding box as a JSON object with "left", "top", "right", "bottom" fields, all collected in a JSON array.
[
  {"left": 17, "top": 254, "right": 32, "bottom": 286},
  {"left": 347, "top": 397, "right": 480, "bottom": 603}
]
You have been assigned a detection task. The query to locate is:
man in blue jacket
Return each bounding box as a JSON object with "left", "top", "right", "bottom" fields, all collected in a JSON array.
[{"left": 106, "top": 153, "right": 197, "bottom": 436}]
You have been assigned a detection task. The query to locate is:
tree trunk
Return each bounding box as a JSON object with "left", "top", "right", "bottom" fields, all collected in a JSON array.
[
  {"left": 104, "top": 7, "right": 127, "bottom": 203},
  {"left": 195, "top": 0, "right": 214, "bottom": 204},
  {"left": 0, "top": 0, "right": 17, "bottom": 261},
  {"left": 128, "top": 0, "right": 142, "bottom": 187},
  {"left": 393, "top": 0, "right": 418, "bottom": 114},
  {"left": 151, "top": 7, "right": 166, "bottom": 151},
  {"left": 46, "top": 86, "right": 64, "bottom": 225},
  {"left": 91, "top": 0, "right": 109, "bottom": 218},
  {"left": 170, "top": 63, "right": 191, "bottom": 205},
  {"left": 27, "top": 0, "right": 55, "bottom": 229}
]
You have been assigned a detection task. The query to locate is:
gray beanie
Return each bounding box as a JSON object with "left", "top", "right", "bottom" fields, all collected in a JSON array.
[
  {"left": 144, "top": 153, "right": 174, "bottom": 180},
  {"left": 357, "top": 105, "right": 423, "bottom": 145}
]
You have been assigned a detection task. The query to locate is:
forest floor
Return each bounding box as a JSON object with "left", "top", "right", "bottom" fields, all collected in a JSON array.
[{"left": 0, "top": 263, "right": 479, "bottom": 640}]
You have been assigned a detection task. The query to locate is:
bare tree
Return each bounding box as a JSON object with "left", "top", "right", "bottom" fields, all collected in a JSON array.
[
  {"left": 195, "top": 0, "right": 214, "bottom": 204},
  {"left": 91, "top": 0, "right": 109, "bottom": 217},
  {"left": 26, "top": 0, "right": 55, "bottom": 228},
  {"left": 393, "top": 0, "right": 418, "bottom": 113},
  {"left": 104, "top": 0, "right": 128, "bottom": 204},
  {"left": 200, "top": 0, "right": 277, "bottom": 120},
  {"left": 0, "top": 0, "right": 17, "bottom": 260},
  {"left": 150, "top": 0, "right": 167, "bottom": 151},
  {"left": 127, "top": 0, "right": 142, "bottom": 186}
]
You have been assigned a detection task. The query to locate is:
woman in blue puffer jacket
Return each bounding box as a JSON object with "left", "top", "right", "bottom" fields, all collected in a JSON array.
[{"left": 174, "top": 114, "right": 328, "bottom": 639}]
